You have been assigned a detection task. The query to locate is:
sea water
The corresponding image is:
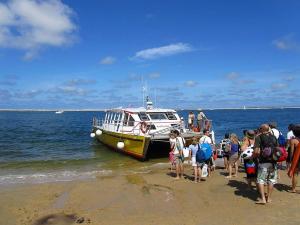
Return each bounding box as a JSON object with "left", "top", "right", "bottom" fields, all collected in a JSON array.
[{"left": 0, "top": 109, "right": 299, "bottom": 185}]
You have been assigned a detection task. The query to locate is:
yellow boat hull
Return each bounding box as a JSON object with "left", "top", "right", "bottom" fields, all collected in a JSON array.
[{"left": 95, "top": 129, "right": 151, "bottom": 160}]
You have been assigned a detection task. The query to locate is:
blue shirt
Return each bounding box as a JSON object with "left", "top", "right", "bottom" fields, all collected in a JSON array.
[
  {"left": 189, "top": 144, "right": 198, "bottom": 157},
  {"left": 230, "top": 143, "right": 239, "bottom": 155}
]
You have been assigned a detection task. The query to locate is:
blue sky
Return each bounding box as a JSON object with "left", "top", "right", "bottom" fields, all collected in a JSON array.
[{"left": 0, "top": 0, "right": 300, "bottom": 109}]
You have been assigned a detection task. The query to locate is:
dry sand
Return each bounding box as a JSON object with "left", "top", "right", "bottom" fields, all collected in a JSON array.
[{"left": 0, "top": 164, "right": 299, "bottom": 225}]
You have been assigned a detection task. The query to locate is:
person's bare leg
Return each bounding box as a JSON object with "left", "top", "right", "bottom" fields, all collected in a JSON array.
[
  {"left": 180, "top": 164, "right": 184, "bottom": 178},
  {"left": 256, "top": 183, "right": 266, "bottom": 204},
  {"left": 267, "top": 184, "right": 274, "bottom": 203},
  {"left": 291, "top": 174, "right": 297, "bottom": 192},
  {"left": 226, "top": 164, "right": 232, "bottom": 178},
  {"left": 224, "top": 157, "right": 228, "bottom": 170},
  {"left": 233, "top": 162, "right": 238, "bottom": 177},
  {"left": 175, "top": 163, "right": 180, "bottom": 179},
  {"left": 194, "top": 167, "right": 198, "bottom": 182},
  {"left": 198, "top": 167, "right": 202, "bottom": 180}
]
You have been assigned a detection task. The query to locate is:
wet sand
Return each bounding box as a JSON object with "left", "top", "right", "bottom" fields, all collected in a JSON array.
[{"left": 0, "top": 163, "right": 299, "bottom": 225}]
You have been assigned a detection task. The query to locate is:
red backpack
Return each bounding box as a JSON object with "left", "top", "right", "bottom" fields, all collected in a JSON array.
[{"left": 273, "top": 147, "right": 288, "bottom": 162}]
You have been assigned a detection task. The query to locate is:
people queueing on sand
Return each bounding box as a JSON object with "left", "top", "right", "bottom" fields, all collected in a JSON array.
[
  {"left": 199, "top": 129, "right": 214, "bottom": 176},
  {"left": 287, "top": 124, "right": 300, "bottom": 193},
  {"left": 241, "top": 130, "right": 257, "bottom": 187},
  {"left": 197, "top": 110, "right": 206, "bottom": 132},
  {"left": 286, "top": 124, "right": 295, "bottom": 170},
  {"left": 254, "top": 124, "right": 279, "bottom": 204},
  {"left": 188, "top": 137, "right": 201, "bottom": 182},
  {"left": 171, "top": 130, "right": 186, "bottom": 179},
  {"left": 169, "top": 131, "right": 176, "bottom": 172},
  {"left": 188, "top": 111, "right": 195, "bottom": 130},
  {"left": 168, "top": 120, "right": 300, "bottom": 204},
  {"left": 225, "top": 133, "right": 240, "bottom": 179},
  {"left": 220, "top": 133, "right": 230, "bottom": 171}
]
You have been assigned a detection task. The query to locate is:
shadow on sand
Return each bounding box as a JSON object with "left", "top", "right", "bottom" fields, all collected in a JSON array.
[{"left": 227, "top": 180, "right": 258, "bottom": 201}]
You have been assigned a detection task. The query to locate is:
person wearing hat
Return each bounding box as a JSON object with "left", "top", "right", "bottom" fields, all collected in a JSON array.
[{"left": 241, "top": 130, "right": 257, "bottom": 188}]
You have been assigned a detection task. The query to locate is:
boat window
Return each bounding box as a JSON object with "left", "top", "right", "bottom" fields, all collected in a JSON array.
[
  {"left": 148, "top": 113, "right": 167, "bottom": 120},
  {"left": 138, "top": 112, "right": 150, "bottom": 121},
  {"left": 123, "top": 113, "right": 129, "bottom": 125},
  {"left": 128, "top": 115, "right": 135, "bottom": 126},
  {"left": 166, "top": 112, "right": 177, "bottom": 120}
]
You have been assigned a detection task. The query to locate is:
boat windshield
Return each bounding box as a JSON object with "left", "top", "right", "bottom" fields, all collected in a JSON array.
[
  {"left": 148, "top": 113, "right": 168, "bottom": 120},
  {"left": 138, "top": 112, "right": 150, "bottom": 121},
  {"left": 166, "top": 112, "right": 177, "bottom": 120}
]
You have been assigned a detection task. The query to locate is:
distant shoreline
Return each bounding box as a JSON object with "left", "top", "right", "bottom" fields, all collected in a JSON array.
[{"left": 1, "top": 107, "right": 300, "bottom": 112}]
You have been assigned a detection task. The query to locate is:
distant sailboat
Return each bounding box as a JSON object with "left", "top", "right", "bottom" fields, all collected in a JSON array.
[
  {"left": 243, "top": 106, "right": 246, "bottom": 110},
  {"left": 55, "top": 110, "right": 64, "bottom": 114}
]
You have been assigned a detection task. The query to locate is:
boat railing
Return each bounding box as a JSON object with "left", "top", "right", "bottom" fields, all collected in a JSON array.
[
  {"left": 93, "top": 117, "right": 103, "bottom": 127},
  {"left": 150, "top": 123, "right": 184, "bottom": 137}
]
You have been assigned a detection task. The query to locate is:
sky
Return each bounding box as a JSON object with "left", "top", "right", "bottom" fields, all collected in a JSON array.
[{"left": 0, "top": 0, "right": 300, "bottom": 109}]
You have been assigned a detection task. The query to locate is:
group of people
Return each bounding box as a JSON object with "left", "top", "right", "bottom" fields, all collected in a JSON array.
[
  {"left": 169, "top": 128, "right": 215, "bottom": 181},
  {"left": 169, "top": 121, "right": 300, "bottom": 205},
  {"left": 187, "top": 110, "right": 210, "bottom": 132}
]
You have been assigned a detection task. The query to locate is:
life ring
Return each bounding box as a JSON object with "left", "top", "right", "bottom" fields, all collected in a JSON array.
[{"left": 140, "top": 121, "right": 149, "bottom": 134}]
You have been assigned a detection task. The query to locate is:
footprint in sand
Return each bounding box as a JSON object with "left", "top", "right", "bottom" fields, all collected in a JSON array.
[{"left": 126, "top": 174, "right": 174, "bottom": 201}]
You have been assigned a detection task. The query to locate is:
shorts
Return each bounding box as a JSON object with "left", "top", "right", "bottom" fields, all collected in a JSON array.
[
  {"left": 174, "top": 154, "right": 184, "bottom": 165},
  {"left": 223, "top": 153, "right": 229, "bottom": 160},
  {"left": 229, "top": 152, "right": 239, "bottom": 164},
  {"left": 257, "top": 163, "right": 278, "bottom": 185},
  {"left": 197, "top": 159, "right": 210, "bottom": 168},
  {"left": 191, "top": 156, "right": 197, "bottom": 167}
]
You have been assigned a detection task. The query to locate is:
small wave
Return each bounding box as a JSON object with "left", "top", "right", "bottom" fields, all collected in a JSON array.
[{"left": 0, "top": 169, "right": 113, "bottom": 185}]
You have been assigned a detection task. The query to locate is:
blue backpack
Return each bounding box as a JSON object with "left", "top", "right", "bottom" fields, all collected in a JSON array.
[
  {"left": 196, "top": 143, "right": 212, "bottom": 163},
  {"left": 278, "top": 132, "right": 286, "bottom": 147}
]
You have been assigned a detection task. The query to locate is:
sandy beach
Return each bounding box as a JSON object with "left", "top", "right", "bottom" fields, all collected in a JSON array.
[{"left": 0, "top": 162, "right": 299, "bottom": 225}]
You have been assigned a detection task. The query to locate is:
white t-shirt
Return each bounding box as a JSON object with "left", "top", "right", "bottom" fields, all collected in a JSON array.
[
  {"left": 287, "top": 130, "right": 295, "bottom": 140},
  {"left": 199, "top": 135, "right": 212, "bottom": 144},
  {"left": 271, "top": 128, "right": 280, "bottom": 139},
  {"left": 171, "top": 136, "right": 185, "bottom": 155},
  {"left": 169, "top": 137, "right": 176, "bottom": 153}
]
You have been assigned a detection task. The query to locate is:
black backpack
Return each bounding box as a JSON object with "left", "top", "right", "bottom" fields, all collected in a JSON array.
[{"left": 259, "top": 133, "right": 277, "bottom": 162}]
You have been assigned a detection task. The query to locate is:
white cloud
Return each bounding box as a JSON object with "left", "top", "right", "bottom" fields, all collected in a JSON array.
[
  {"left": 100, "top": 56, "right": 116, "bottom": 65},
  {"left": 272, "top": 34, "right": 300, "bottom": 51},
  {"left": 0, "top": 0, "right": 77, "bottom": 59},
  {"left": 57, "top": 86, "right": 87, "bottom": 96},
  {"left": 184, "top": 80, "right": 198, "bottom": 87},
  {"left": 283, "top": 76, "right": 296, "bottom": 81},
  {"left": 133, "top": 43, "right": 193, "bottom": 60},
  {"left": 271, "top": 83, "right": 288, "bottom": 91},
  {"left": 148, "top": 72, "right": 160, "bottom": 79},
  {"left": 226, "top": 72, "right": 240, "bottom": 80},
  {"left": 64, "top": 79, "right": 96, "bottom": 86}
]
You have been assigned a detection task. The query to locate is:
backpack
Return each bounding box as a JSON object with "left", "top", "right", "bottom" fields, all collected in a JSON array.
[
  {"left": 260, "top": 134, "right": 277, "bottom": 162},
  {"left": 278, "top": 133, "right": 286, "bottom": 147},
  {"left": 273, "top": 147, "right": 288, "bottom": 162},
  {"left": 196, "top": 143, "right": 212, "bottom": 163}
]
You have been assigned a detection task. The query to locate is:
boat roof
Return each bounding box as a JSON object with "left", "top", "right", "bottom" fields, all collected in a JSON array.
[{"left": 106, "top": 107, "right": 177, "bottom": 113}]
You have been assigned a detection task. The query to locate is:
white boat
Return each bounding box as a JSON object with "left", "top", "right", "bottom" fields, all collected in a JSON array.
[
  {"left": 55, "top": 110, "right": 64, "bottom": 114},
  {"left": 91, "top": 98, "right": 213, "bottom": 160}
]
